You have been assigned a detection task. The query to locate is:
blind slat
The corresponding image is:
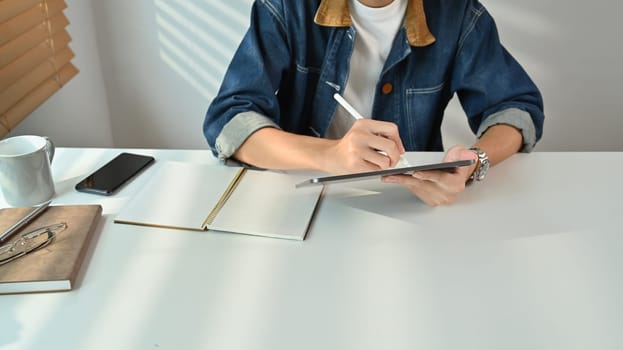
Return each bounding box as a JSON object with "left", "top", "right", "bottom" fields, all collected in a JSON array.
[
  {"left": 0, "top": 0, "right": 41, "bottom": 23},
  {"left": 0, "top": 12, "right": 69, "bottom": 67},
  {"left": 0, "top": 63, "right": 77, "bottom": 133},
  {"left": 0, "top": 30, "right": 70, "bottom": 92},
  {"left": 0, "top": 47, "right": 73, "bottom": 115},
  {"left": 0, "top": 0, "right": 66, "bottom": 46},
  {"left": 0, "top": 0, "right": 78, "bottom": 137}
]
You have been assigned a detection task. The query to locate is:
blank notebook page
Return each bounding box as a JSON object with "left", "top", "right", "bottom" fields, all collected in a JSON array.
[
  {"left": 115, "top": 162, "right": 242, "bottom": 231},
  {"left": 209, "top": 170, "right": 323, "bottom": 240}
]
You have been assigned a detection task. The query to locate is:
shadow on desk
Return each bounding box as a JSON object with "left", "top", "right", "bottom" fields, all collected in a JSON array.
[
  {"left": 0, "top": 306, "right": 20, "bottom": 346},
  {"left": 329, "top": 182, "right": 432, "bottom": 220},
  {"left": 72, "top": 214, "right": 107, "bottom": 290},
  {"left": 0, "top": 215, "right": 106, "bottom": 348},
  {"left": 324, "top": 179, "right": 587, "bottom": 242}
]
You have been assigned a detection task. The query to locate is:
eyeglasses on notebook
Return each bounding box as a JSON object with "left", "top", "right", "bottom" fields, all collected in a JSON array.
[{"left": 0, "top": 223, "right": 67, "bottom": 266}]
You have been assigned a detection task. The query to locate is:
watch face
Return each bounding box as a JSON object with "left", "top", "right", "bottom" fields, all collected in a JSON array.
[
  {"left": 476, "top": 158, "right": 489, "bottom": 181},
  {"left": 470, "top": 147, "right": 489, "bottom": 181}
]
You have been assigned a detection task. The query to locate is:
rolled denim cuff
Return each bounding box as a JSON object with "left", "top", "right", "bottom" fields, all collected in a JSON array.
[
  {"left": 477, "top": 108, "right": 537, "bottom": 152},
  {"left": 215, "top": 111, "right": 280, "bottom": 159}
]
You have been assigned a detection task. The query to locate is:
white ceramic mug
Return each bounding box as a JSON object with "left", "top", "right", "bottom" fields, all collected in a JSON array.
[{"left": 0, "top": 135, "right": 55, "bottom": 207}]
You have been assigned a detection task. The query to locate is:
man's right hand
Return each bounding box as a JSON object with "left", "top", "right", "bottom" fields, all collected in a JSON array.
[
  {"left": 323, "top": 119, "right": 406, "bottom": 174},
  {"left": 232, "top": 120, "right": 405, "bottom": 174}
]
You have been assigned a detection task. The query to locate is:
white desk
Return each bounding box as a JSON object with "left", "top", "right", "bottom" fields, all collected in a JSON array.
[{"left": 1, "top": 149, "right": 622, "bottom": 350}]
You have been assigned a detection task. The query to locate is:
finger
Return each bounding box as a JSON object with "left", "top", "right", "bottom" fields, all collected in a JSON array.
[
  {"left": 360, "top": 120, "right": 406, "bottom": 153},
  {"left": 443, "top": 145, "right": 478, "bottom": 162},
  {"left": 411, "top": 170, "right": 444, "bottom": 183},
  {"left": 383, "top": 175, "right": 457, "bottom": 206},
  {"left": 347, "top": 125, "right": 401, "bottom": 168},
  {"left": 413, "top": 170, "right": 469, "bottom": 194},
  {"left": 382, "top": 174, "right": 417, "bottom": 185},
  {"left": 338, "top": 157, "right": 383, "bottom": 174},
  {"left": 367, "top": 136, "right": 402, "bottom": 166},
  {"left": 361, "top": 148, "right": 391, "bottom": 169}
]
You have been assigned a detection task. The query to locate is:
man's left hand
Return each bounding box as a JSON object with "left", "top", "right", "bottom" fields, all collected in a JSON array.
[{"left": 381, "top": 145, "right": 477, "bottom": 206}]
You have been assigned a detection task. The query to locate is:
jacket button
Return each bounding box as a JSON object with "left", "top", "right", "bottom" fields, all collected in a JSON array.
[{"left": 381, "top": 83, "right": 393, "bottom": 94}]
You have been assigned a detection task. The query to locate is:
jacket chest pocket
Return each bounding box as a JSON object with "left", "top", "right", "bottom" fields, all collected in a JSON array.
[{"left": 404, "top": 82, "right": 447, "bottom": 149}]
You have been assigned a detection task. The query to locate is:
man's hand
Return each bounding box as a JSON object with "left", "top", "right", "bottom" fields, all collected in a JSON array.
[
  {"left": 323, "top": 119, "right": 406, "bottom": 174},
  {"left": 381, "top": 145, "right": 477, "bottom": 206}
]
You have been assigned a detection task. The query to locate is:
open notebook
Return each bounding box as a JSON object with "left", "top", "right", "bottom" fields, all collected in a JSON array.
[{"left": 114, "top": 162, "right": 324, "bottom": 240}]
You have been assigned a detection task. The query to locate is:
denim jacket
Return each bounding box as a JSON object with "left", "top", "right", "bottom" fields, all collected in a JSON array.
[{"left": 204, "top": 0, "right": 544, "bottom": 159}]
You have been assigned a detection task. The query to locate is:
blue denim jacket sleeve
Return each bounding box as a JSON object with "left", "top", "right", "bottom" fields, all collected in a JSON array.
[
  {"left": 451, "top": 2, "right": 544, "bottom": 151},
  {"left": 203, "top": 1, "right": 288, "bottom": 158}
]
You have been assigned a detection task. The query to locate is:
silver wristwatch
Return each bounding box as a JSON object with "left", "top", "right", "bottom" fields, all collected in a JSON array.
[{"left": 468, "top": 147, "right": 490, "bottom": 183}]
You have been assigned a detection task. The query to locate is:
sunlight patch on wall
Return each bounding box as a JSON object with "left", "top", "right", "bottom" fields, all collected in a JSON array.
[
  {"left": 173, "top": 0, "right": 249, "bottom": 42},
  {"left": 159, "top": 37, "right": 216, "bottom": 99},
  {"left": 154, "top": 0, "right": 252, "bottom": 99}
]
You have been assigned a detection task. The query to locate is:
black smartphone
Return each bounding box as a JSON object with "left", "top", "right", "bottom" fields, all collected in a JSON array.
[{"left": 75, "top": 152, "right": 155, "bottom": 195}]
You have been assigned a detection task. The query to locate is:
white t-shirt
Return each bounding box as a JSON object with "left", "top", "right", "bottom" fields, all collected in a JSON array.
[{"left": 327, "top": 0, "right": 407, "bottom": 139}]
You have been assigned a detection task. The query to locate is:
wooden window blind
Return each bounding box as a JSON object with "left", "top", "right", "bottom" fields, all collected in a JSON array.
[{"left": 0, "top": 0, "right": 78, "bottom": 137}]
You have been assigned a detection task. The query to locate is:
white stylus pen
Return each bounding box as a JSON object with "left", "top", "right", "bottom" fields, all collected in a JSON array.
[
  {"left": 333, "top": 93, "right": 410, "bottom": 167},
  {"left": 333, "top": 93, "right": 365, "bottom": 120}
]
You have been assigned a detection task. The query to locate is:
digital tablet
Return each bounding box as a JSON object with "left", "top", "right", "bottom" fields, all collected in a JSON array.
[{"left": 295, "top": 159, "right": 475, "bottom": 188}]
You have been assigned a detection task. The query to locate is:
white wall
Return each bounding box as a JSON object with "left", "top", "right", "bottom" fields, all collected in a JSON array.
[
  {"left": 10, "top": 0, "right": 623, "bottom": 151},
  {"left": 90, "top": 0, "right": 254, "bottom": 149},
  {"left": 7, "top": 0, "right": 113, "bottom": 147},
  {"left": 442, "top": 1, "right": 623, "bottom": 151}
]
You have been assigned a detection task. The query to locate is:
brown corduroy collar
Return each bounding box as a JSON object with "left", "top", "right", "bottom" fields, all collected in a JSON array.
[{"left": 313, "top": 0, "right": 436, "bottom": 47}]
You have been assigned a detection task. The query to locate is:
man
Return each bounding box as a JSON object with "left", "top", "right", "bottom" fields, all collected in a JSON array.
[{"left": 204, "top": 0, "right": 544, "bottom": 206}]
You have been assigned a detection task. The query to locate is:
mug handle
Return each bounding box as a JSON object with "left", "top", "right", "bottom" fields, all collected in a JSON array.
[{"left": 44, "top": 136, "right": 55, "bottom": 163}]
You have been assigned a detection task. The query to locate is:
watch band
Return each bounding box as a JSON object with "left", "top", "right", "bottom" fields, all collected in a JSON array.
[{"left": 468, "top": 147, "right": 490, "bottom": 183}]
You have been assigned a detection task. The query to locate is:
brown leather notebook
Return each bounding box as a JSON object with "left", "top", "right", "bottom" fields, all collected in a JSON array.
[{"left": 0, "top": 204, "right": 102, "bottom": 294}]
